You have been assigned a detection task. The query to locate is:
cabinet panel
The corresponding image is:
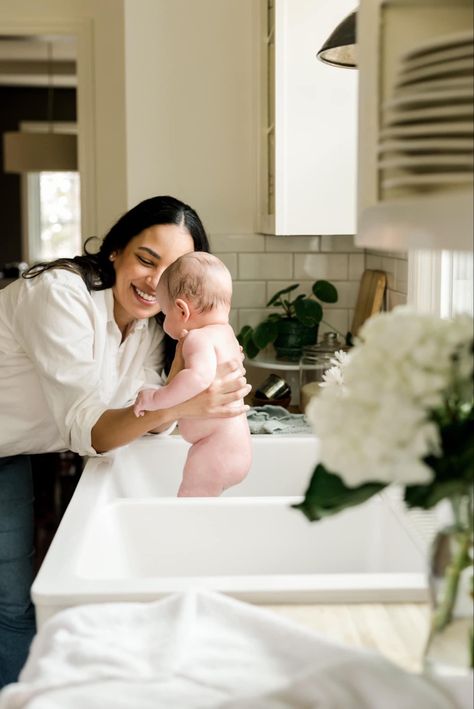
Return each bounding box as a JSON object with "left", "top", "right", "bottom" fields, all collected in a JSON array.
[{"left": 258, "top": 0, "right": 358, "bottom": 236}]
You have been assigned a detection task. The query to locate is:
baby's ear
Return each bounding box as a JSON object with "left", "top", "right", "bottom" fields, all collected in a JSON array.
[{"left": 176, "top": 298, "right": 190, "bottom": 322}]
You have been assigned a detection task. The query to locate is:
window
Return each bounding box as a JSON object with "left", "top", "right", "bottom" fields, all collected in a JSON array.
[
  {"left": 440, "top": 251, "right": 473, "bottom": 319},
  {"left": 408, "top": 250, "right": 473, "bottom": 318},
  {"left": 25, "top": 171, "right": 81, "bottom": 262}
]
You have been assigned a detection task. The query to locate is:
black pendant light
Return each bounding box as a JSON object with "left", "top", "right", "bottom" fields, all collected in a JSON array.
[{"left": 317, "top": 11, "right": 357, "bottom": 69}]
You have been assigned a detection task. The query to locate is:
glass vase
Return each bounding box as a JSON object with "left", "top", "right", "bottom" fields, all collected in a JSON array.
[{"left": 424, "top": 493, "right": 474, "bottom": 675}]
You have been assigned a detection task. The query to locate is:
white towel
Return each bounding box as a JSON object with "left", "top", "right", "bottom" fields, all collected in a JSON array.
[{"left": 0, "top": 590, "right": 470, "bottom": 709}]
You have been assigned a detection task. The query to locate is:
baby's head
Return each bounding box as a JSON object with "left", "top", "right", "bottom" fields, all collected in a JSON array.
[{"left": 157, "top": 252, "right": 232, "bottom": 338}]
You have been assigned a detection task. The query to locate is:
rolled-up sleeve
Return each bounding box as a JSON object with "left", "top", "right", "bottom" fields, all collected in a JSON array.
[{"left": 14, "top": 273, "right": 108, "bottom": 456}]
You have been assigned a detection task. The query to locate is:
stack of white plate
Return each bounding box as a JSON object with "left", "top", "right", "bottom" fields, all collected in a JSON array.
[{"left": 378, "top": 30, "right": 473, "bottom": 194}]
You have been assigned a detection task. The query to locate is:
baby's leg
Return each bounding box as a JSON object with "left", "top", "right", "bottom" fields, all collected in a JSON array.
[
  {"left": 177, "top": 440, "right": 225, "bottom": 497},
  {"left": 177, "top": 429, "right": 251, "bottom": 497}
]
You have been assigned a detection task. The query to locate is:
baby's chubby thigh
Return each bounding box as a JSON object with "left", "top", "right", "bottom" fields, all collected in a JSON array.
[{"left": 180, "top": 418, "right": 251, "bottom": 495}]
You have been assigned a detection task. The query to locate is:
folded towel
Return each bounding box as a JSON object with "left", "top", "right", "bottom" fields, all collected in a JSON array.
[
  {"left": 247, "top": 405, "right": 312, "bottom": 434},
  {"left": 0, "top": 590, "right": 469, "bottom": 709}
]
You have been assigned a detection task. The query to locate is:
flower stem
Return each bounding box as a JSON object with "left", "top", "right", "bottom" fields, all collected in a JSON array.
[
  {"left": 432, "top": 495, "right": 473, "bottom": 635},
  {"left": 432, "top": 527, "right": 471, "bottom": 633}
]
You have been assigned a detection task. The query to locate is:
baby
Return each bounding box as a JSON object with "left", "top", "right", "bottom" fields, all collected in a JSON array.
[{"left": 134, "top": 252, "right": 252, "bottom": 497}]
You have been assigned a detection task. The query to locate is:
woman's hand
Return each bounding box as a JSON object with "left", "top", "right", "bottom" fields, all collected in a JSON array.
[{"left": 173, "top": 357, "right": 252, "bottom": 419}]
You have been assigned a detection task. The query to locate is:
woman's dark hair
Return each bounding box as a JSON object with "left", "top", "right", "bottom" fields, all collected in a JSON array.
[
  {"left": 23, "top": 195, "right": 210, "bottom": 290},
  {"left": 23, "top": 195, "right": 210, "bottom": 372}
]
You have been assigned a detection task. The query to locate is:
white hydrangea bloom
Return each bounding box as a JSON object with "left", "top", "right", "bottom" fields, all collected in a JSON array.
[
  {"left": 306, "top": 308, "right": 474, "bottom": 487},
  {"left": 319, "top": 350, "right": 351, "bottom": 389}
]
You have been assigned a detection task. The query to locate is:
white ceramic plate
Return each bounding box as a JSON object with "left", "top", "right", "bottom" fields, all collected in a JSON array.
[
  {"left": 396, "top": 58, "right": 474, "bottom": 87},
  {"left": 384, "top": 88, "right": 474, "bottom": 110},
  {"left": 379, "top": 155, "right": 474, "bottom": 170},
  {"left": 383, "top": 104, "right": 474, "bottom": 126},
  {"left": 398, "top": 77, "right": 473, "bottom": 94},
  {"left": 383, "top": 173, "right": 473, "bottom": 190},
  {"left": 400, "top": 44, "right": 473, "bottom": 72},
  {"left": 400, "top": 31, "right": 474, "bottom": 63},
  {"left": 377, "top": 138, "right": 474, "bottom": 155},
  {"left": 380, "top": 122, "right": 474, "bottom": 139}
]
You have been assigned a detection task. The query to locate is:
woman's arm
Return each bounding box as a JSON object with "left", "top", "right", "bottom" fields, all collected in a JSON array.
[
  {"left": 91, "top": 405, "right": 176, "bottom": 453},
  {"left": 92, "top": 358, "right": 251, "bottom": 453}
]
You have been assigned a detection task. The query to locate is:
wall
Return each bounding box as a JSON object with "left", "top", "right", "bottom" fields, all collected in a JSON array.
[
  {"left": 123, "top": 0, "right": 257, "bottom": 234},
  {"left": 365, "top": 249, "right": 408, "bottom": 310},
  {"left": 210, "top": 233, "right": 407, "bottom": 337}
]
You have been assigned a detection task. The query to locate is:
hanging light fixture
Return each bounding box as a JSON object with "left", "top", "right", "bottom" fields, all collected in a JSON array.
[
  {"left": 3, "top": 40, "right": 77, "bottom": 173},
  {"left": 317, "top": 11, "right": 357, "bottom": 69}
]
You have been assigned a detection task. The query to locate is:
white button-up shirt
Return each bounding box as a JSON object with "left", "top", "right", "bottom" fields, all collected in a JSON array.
[{"left": 0, "top": 268, "right": 167, "bottom": 457}]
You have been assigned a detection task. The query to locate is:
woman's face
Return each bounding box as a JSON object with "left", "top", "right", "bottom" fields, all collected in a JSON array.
[{"left": 111, "top": 223, "right": 194, "bottom": 334}]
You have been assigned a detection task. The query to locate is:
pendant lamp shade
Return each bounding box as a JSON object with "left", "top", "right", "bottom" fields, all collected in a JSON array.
[
  {"left": 317, "top": 11, "right": 357, "bottom": 68},
  {"left": 3, "top": 131, "right": 77, "bottom": 173},
  {"left": 2, "top": 41, "right": 78, "bottom": 174}
]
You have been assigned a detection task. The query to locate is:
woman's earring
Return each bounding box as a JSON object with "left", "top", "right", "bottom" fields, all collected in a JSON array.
[{"left": 109, "top": 253, "right": 115, "bottom": 262}]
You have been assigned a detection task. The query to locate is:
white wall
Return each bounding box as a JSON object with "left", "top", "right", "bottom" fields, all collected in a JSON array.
[{"left": 123, "top": 0, "right": 257, "bottom": 235}]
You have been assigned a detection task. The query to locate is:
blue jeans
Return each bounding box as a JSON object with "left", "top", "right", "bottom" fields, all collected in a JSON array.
[{"left": 0, "top": 456, "right": 36, "bottom": 688}]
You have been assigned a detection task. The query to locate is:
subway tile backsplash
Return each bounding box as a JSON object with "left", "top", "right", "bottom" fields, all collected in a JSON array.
[{"left": 211, "top": 234, "right": 407, "bottom": 337}]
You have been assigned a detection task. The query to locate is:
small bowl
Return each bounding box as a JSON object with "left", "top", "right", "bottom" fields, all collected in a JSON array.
[{"left": 252, "top": 394, "right": 292, "bottom": 410}]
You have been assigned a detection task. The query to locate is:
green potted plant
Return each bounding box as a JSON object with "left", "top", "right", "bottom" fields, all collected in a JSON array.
[{"left": 238, "top": 279, "right": 338, "bottom": 361}]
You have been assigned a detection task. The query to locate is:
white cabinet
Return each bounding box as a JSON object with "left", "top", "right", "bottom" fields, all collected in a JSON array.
[{"left": 257, "top": 0, "right": 358, "bottom": 236}]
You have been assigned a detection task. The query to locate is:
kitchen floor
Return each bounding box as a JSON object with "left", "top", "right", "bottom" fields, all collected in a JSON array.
[{"left": 264, "top": 602, "right": 430, "bottom": 673}]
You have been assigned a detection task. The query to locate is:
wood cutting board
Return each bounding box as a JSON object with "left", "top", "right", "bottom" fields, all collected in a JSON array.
[{"left": 350, "top": 269, "right": 387, "bottom": 337}]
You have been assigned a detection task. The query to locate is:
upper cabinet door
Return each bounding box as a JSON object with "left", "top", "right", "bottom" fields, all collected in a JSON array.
[{"left": 258, "top": 0, "right": 358, "bottom": 236}]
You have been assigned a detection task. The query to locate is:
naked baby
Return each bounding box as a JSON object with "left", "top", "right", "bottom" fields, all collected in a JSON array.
[{"left": 134, "top": 252, "right": 252, "bottom": 496}]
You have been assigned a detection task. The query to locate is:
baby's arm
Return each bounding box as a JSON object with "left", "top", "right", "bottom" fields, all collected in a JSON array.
[{"left": 134, "top": 330, "right": 217, "bottom": 416}]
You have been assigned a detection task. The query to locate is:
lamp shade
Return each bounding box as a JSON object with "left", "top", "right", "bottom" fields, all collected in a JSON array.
[
  {"left": 317, "top": 11, "right": 357, "bottom": 68},
  {"left": 3, "top": 132, "right": 77, "bottom": 173}
]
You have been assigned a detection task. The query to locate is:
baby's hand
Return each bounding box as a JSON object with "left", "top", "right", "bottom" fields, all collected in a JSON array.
[{"left": 133, "top": 391, "right": 149, "bottom": 418}]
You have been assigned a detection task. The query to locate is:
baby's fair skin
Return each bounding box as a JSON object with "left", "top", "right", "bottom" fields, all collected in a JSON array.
[{"left": 134, "top": 253, "right": 252, "bottom": 496}]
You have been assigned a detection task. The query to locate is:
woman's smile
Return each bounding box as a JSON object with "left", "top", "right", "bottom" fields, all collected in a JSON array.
[{"left": 132, "top": 285, "right": 158, "bottom": 304}]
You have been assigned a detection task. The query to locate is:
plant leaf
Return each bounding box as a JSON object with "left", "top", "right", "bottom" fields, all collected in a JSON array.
[
  {"left": 253, "top": 319, "right": 279, "bottom": 348},
  {"left": 237, "top": 325, "right": 260, "bottom": 359},
  {"left": 244, "top": 337, "right": 260, "bottom": 359},
  {"left": 292, "top": 464, "right": 386, "bottom": 521},
  {"left": 404, "top": 479, "right": 472, "bottom": 510},
  {"left": 267, "top": 284, "right": 299, "bottom": 307},
  {"left": 312, "top": 280, "right": 338, "bottom": 304},
  {"left": 237, "top": 325, "right": 252, "bottom": 345},
  {"left": 294, "top": 299, "right": 323, "bottom": 326}
]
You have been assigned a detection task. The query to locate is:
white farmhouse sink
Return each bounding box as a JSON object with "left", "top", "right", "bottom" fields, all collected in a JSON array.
[{"left": 32, "top": 435, "right": 430, "bottom": 628}]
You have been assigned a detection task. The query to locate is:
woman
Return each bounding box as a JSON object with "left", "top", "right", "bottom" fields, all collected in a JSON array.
[{"left": 0, "top": 195, "right": 250, "bottom": 686}]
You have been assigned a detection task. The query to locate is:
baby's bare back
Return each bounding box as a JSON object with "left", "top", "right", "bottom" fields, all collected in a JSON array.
[{"left": 178, "top": 323, "right": 247, "bottom": 442}]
